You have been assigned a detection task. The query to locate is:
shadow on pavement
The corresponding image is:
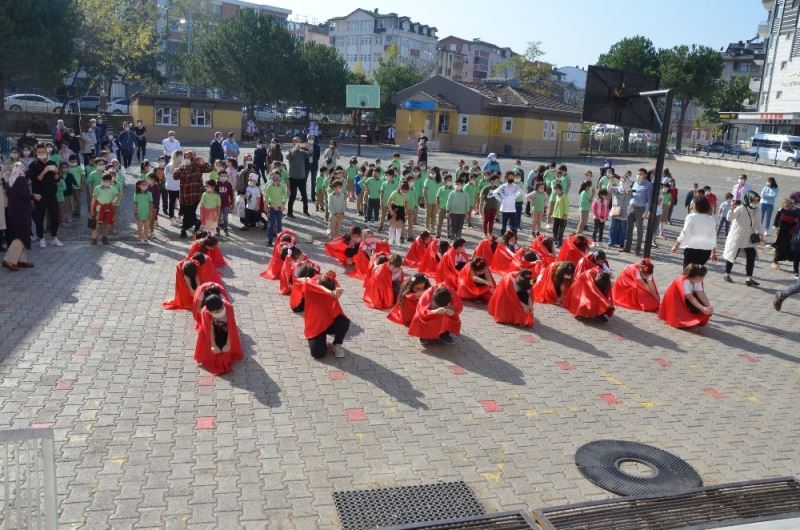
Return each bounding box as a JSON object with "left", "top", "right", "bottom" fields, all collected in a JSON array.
[
  {"left": 534, "top": 322, "right": 612, "bottom": 359},
  {"left": 423, "top": 333, "right": 526, "bottom": 386},
  {"left": 229, "top": 330, "right": 283, "bottom": 408}
]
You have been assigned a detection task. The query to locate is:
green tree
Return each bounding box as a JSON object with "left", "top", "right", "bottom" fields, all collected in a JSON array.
[
  {"left": 0, "top": 0, "right": 79, "bottom": 115},
  {"left": 186, "top": 9, "right": 300, "bottom": 116},
  {"left": 297, "top": 42, "right": 350, "bottom": 113},
  {"left": 699, "top": 75, "right": 754, "bottom": 125},
  {"left": 597, "top": 36, "right": 660, "bottom": 150},
  {"left": 658, "top": 44, "right": 723, "bottom": 150},
  {"left": 501, "top": 42, "right": 561, "bottom": 98},
  {"left": 371, "top": 45, "right": 424, "bottom": 122}
]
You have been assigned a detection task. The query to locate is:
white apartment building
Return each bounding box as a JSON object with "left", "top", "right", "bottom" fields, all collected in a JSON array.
[{"left": 328, "top": 8, "right": 438, "bottom": 74}]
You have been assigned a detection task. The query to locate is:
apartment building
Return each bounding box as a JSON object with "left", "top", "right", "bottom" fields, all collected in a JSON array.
[
  {"left": 287, "top": 21, "right": 332, "bottom": 46},
  {"left": 437, "top": 36, "right": 516, "bottom": 83}
]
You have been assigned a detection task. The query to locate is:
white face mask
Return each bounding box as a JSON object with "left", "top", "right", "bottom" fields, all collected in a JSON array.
[
  {"left": 22, "top": 150, "right": 31, "bottom": 157},
  {"left": 37, "top": 155, "right": 47, "bottom": 161},
  {"left": 169, "top": 135, "right": 175, "bottom": 140},
  {"left": 10, "top": 153, "right": 18, "bottom": 159},
  {"left": 97, "top": 164, "right": 106, "bottom": 170}
]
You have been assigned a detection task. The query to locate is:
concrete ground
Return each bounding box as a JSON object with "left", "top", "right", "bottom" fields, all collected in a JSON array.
[{"left": 0, "top": 143, "right": 798, "bottom": 529}]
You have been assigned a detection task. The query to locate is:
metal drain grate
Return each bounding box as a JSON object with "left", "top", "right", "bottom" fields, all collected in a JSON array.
[{"left": 333, "top": 481, "right": 485, "bottom": 530}]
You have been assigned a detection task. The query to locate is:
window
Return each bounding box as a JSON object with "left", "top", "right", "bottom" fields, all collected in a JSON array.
[
  {"left": 781, "top": 61, "right": 788, "bottom": 69},
  {"left": 438, "top": 114, "right": 450, "bottom": 133},
  {"left": 155, "top": 106, "right": 179, "bottom": 126},
  {"left": 776, "top": 90, "right": 783, "bottom": 99},
  {"left": 502, "top": 117, "right": 513, "bottom": 133},
  {"left": 458, "top": 114, "right": 468, "bottom": 135},
  {"left": 190, "top": 108, "right": 212, "bottom": 127},
  {"left": 543, "top": 120, "right": 557, "bottom": 141}
]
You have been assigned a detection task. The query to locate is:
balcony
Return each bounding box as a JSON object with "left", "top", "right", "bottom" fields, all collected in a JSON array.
[
  {"left": 762, "top": 0, "right": 775, "bottom": 10},
  {"left": 758, "top": 20, "right": 771, "bottom": 38}
]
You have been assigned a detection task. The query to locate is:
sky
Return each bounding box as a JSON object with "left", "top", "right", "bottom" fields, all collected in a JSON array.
[{"left": 258, "top": 0, "right": 767, "bottom": 67}]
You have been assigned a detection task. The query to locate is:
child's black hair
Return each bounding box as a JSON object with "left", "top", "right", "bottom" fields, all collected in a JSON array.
[
  {"left": 390, "top": 254, "right": 403, "bottom": 267},
  {"left": 522, "top": 250, "right": 539, "bottom": 262},
  {"left": 319, "top": 273, "right": 337, "bottom": 291},
  {"left": 182, "top": 261, "right": 198, "bottom": 290},
  {"left": 515, "top": 275, "right": 532, "bottom": 292},
  {"left": 204, "top": 294, "right": 223, "bottom": 312},
  {"left": 295, "top": 263, "right": 319, "bottom": 279},
  {"left": 595, "top": 271, "right": 612, "bottom": 293},
  {"left": 289, "top": 247, "right": 303, "bottom": 259},
  {"left": 375, "top": 254, "right": 389, "bottom": 266},
  {"left": 191, "top": 252, "right": 206, "bottom": 265},
  {"left": 453, "top": 238, "right": 466, "bottom": 249},
  {"left": 432, "top": 287, "right": 452, "bottom": 308},
  {"left": 437, "top": 240, "right": 450, "bottom": 255}
]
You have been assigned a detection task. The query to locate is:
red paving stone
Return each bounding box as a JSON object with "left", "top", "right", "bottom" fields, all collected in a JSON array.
[
  {"left": 653, "top": 358, "right": 672, "bottom": 367},
  {"left": 556, "top": 361, "right": 574, "bottom": 371},
  {"left": 74, "top": 347, "right": 91, "bottom": 357},
  {"left": 449, "top": 365, "right": 467, "bottom": 375},
  {"left": 31, "top": 423, "right": 54, "bottom": 429},
  {"left": 344, "top": 408, "right": 367, "bottom": 421},
  {"left": 599, "top": 393, "right": 622, "bottom": 405},
  {"left": 478, "top": 400, "right": 503, "bottom": 413},
  {"left": 197, "top": 376, "right": 215, "bottom": 386},
  {"left": 329, "top": 370, "right": 348, "bottom": 380},
  {"left": 55, "top": 379, "right": 74, "bottom": 390},
  {"left": 741, "top": 354, "right": 760, "bottom": 363},
  {"left": 703, "top": 388, "right": 727, "bottom": 400},
  {"left": 196, "top": 416, "right": 215, "bottom": 429},
  {"left": 523, "top": 334, "right": 539, "bottom": 343}
]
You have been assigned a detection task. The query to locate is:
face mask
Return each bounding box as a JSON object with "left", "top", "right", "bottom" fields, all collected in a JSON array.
[
  {"left": 738, "top": 179, "right": 745, "bottom": 185},
  {"left": 46, "top": 148, "right": 53, "bottom": 154},
  {"left": 97, "top": 164, "right": 106, "bottom": 170},
  {"left": 10, "top": 153, "right": 18, "bottom": 160},
  {"left": 124, "top": 128, "right": 130, "bottom": 132},
  {"left": 172, "top": 158, "right": 182, "bottom": 166},
  {"left": 157, "top": 162, "right": 164, "bottom": 168},
  {"left": 69, "top": 162, "right": 77, "bottom": 167},
  {"left": 37, "top": 155, "right": 47, "bottom": 161},
  {"left": 455, "top": 185, "right": 463, "bottom": 191},
  {"left": 169, "top": 135, "right": 175, "bottom": 140},
  {"left": 108, "top": 134, "right": 113, "bottom": 139},
  {"left": 26, "top": 133, "right": 33, "bottom": 137},
  {"left": 22, "top": 150, "right": 31, "bottom": 157},
  {"left": 101, "top": 182, "right": 111, "bottom": 187},
  {"left": 219, "top": 176, "right": 227, "bottom": 182},
  {"left": 210, "top": 310, "right": 225, "bottom": 319},
  {"left": 257, "top": 144, "right": 263, "bottom": 149}
]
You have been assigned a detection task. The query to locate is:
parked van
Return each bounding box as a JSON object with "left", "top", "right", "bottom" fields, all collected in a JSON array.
[{"left": 750, "top": 133, "right": 800, "bottom": 163}]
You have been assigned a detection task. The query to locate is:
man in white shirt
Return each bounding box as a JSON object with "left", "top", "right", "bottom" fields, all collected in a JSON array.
[
  {"left": 488, "top": 170, "right": 522, "bottom": 234},
  {"left": 222, "top": 132, "right": 240, "bottom": 161},
  {"left": 163, "top": 150, "right": 183, "bottom": 219},
  {"left": 162, "top": 131, "right": 181, "bottom": 164}
]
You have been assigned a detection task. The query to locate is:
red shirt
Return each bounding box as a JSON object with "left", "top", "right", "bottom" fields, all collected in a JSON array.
[
  {"left": 705, "top": 192, "right": 717, "bottom": 209},
  {"left": 218, "top": 180, "right": 234, "bottom": 208}
]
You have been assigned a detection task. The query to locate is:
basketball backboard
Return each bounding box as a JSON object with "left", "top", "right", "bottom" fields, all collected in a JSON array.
[{"left": 346, "top": 85, "right": 381, "bottom": 109}]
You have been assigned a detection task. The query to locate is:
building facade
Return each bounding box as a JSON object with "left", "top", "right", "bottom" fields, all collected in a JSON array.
[
  {"left": 130, "top": 93, "right": 242, "bottom": 143},
  {"left": 721, "top": 38, "right": 765, "bottom": 100},
  {"left": 329, "top": 9, "right": 437, "bottom": 75},
  {"left": 287, "top": 21, "right": 332, "bottom": 46},
  {"left": 437, "top": 36, "right": 516, "bottom": 83}
]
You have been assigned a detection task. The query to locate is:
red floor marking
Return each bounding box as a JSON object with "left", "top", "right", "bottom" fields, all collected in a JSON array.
[
  {"left": 478, "top": 400, "right": 503, "bottom": 413},
  {"left": 556, "top": 361, "right": 574, "bottom": 371},
  {"left": 329, "top": 370, "right": 348, "bottom": 381},
  {"left": 31, "top": 423, "right": 54, "bottom": 429},
  {"left": 523, "top": 334, "right": 539, "bottom": 344},
  {"left": 345, "top": 408, "right": 367, "bottom": 421},
  {"left": 196, "top": 416, "right": 215, "bottom": 429},
  {"left": 55, "top": 379, "right": 74, "bottom": 390},
  {"left": 88, "top": 321, "right": 103, "bottom": 330},
  {"left": 449, "top": 365, "right": 467, "bottom": 375},
  {"left": 197, "top": 376, "right": 215, "bottom": 386},
  {"left": 599, "top": 393, "right": 622, "bottom": 405},
  {"left": 74, "top": 348, "right": 90, "bottom": 357},
  {"left": 741, "top": 354, "right": 760, "bottom": 363},
  {"left": 703, "top": 388, "right": 726, "bottom": 400},
  {"left": 612, "top": 334, "right": 627, "bottom": 341},
  {"left": 653, "top": 358, "right": 671, "bottom": 368}
]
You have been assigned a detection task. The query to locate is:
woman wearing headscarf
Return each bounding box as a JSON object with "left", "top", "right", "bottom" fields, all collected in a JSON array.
[
  {"left": 482, "top": 153, "right": 501, "bottom": 173},
  {"left": 722, "top": 190, "right": 762, "bottom": 286},
  {"left": 2, "top": 162, "right": 35, "bottom": 271}
]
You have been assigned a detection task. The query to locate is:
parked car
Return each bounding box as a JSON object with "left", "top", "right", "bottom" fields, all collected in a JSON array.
[
  {"left": 750, "top": 133, "right": 800, "bottom": 163},
  {"left": 3, "top": 94, "right": 63, "bottom": 113},
  {"left": 698, "top": 141, "right": 754, "bottom": 157},
  {"left": 66, "top": 96, "right": 100, "bottom": 114},
  {"left": 285, "top": 106, "right": 308, "bottom": 119},
  {"left": 107, "top": 98, "right": 130, "bottom": 114}
]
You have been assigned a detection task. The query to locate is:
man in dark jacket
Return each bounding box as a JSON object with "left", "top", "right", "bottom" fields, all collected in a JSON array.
[
  {"left": 209, "top": 132, "right": 224, "bottom": 166},
  {"left": 117, "top": 125, "right": 138, "bottom": 169},
  {"left": 253, "top": 140, "right": 268, "bottom": 183},
  {"left": 306, "top": 134, "right": 321, "bottom": 202},
  {"left": 286, "top": 136, "right": 310, "bottom": 218}
]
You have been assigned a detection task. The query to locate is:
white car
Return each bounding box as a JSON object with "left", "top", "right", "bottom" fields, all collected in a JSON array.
[
  {"left": 3, "top": 94, "right": 62, "bottom": 113},
  {"left": 107, "top": 98, "right": 130, "bottom": 114},
  {"left": 285, "top": 107, "right": 307, "bottom": 119}
]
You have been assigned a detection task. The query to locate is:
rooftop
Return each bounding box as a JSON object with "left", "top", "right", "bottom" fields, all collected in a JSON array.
[{"left": 460, "top": 80, "right": 581, "bottom": 114}]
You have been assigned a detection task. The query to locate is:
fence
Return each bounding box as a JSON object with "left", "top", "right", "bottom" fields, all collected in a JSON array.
[{"left": 0, "top": 428, "right": 58, "bottom": 530}]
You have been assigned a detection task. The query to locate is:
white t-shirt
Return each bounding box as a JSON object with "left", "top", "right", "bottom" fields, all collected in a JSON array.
[
  {"left": 164, "top": 162, "right": 180, "bottom": 192},
  {"left": 245, "top": 185, "right": 261, "bottom": 210},
  {"left": 162, "top": 137, "right": 181, "bottom": 157},
  {"left": 683, "top": 280, "right": 704, "bottom": 295}
]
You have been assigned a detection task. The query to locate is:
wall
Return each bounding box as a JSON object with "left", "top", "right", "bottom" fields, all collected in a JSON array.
[
  {"left": 130, "top": 101, "right": 241, "bottom": 143},
  {"left": 761, "top": 26, "right": 800, "bottom": 112}
]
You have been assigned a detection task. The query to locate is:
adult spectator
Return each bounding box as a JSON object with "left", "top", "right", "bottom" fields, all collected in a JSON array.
[
  {"left": 387, "top": 124, "right": 396, "bottom": 145},
  {"left": 483, "top": 153, "right": 500, "bottom": 173},
  {"left": 774, "top": 276, "right": 800, "bottom": 311},
  {"left": 308, "top": 121, "right": 320, "bottom": 137},
  {"left": 51, "top": 119, "right": 66, "bottom": 149},
  {"left": 132, "top": 119, "right": 147, "bottom": 163},
  {"left": 1, "top": 162, "right": 35, "bottom": 270},
  {"left": 321, "top": 140, "right": 338, "bottom": 172},
  {"left": 245, "top": 119, "right": 256, "bottom": 142},
  {"left": 253, "top": 139, "right": 268, "bottom": 182},
  {"left": 760, "top": 177, "right": 779, "bottom": 237},
  {"left": 173, "top": 150, "right": 211, "bottom": 238},
  {"left": 286, "top": 136, "right": 310, "bottom": 218},
  {"left": 771, "top": 198, "right": 799, "bottom": 273},
  {"left": 306, "top": 134, "right": 321, "bottom": 202},
  {"left": 80, "top": 124, "right": 96, "bottom": 167},
  {"left": 117, "top": 124, "right": 137, "bottom": 170},
  {"left": 209, "top": 132, "right": 224, "bottom": 166},
  {"left": 722, "top": 190, "right": 761, "bottom": 286},
  {"left": 94, "top": 116, "right": 107, "bottom": 156},
  {"left": 222, "top": 132, "right": 240, "bottom": 161},
  {"left": 267, "top": 138, "right": 283, "bottom": 165},
  {"left": 672, "top": 197, "right": 717, "bottom": 267},
  {"left": 17, "top": 129, "right": 37, "bottom": 151},
  {"left": 98, "top": 90, "right": 108, "bottom": 113},
  {"left": 29, "top": 143, "right": 62, "bottom": 248},
  {"left": 163, "top": 150, "right": 182, "bottom": 218},
  {"left": 162, "top": 131, "right": 181, "bottom": 164},
  {"left": 417, "top": 139, "right": 428, "bottom": 166},
  {"left": 731, "top": 173, "right": 752, "bottom": 202},
  {"left": 65, "top": 128, "right": 80, "bottom": 157},
  {"left": 235, "top": 155, "right": 255, "bottom": 196},
  {"left": 418, "top": 130, "right": 429, "bottom": 143},
  {"left": 622, "top": 168, "right": 652, "bottom": 255},
  {"left": 608, "top": 174, "right": 630, "bottom": 249}
]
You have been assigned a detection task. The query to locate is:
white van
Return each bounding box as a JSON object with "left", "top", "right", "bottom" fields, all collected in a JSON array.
[{"left": 750, "top": 133, "right": 800, "bottom": 163}]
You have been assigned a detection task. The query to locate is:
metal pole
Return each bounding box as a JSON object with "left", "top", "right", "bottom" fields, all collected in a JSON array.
[
  {"left": 356, "top": 109, "right": 362, "bottom": 156},
  {"left": 186, "top": 8, "right": 192, "bottom": 97},
  {"left": 643, "top": 90, "right": 673, "bottom": 258}
]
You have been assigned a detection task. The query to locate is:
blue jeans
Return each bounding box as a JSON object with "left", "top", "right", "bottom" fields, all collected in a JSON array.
[
  {"left": 608, "top": 218, "right": 627, "bottom": 247},
  {"left": 515, "top": 201, "right": 523, "bottom": 227},
  {"left": 267, "top": 208, "right": 283, "bottom": 243},
  {"left": 220, "top": 206, "right": 230, "bottom": 232},
  {"left": 761, "top": 203, "right": 774, "bottom": 232}
]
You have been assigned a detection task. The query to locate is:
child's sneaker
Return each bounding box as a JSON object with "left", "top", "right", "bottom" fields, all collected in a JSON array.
[
  {"left": 39, "top": 239, "right": 47, "bottom": 248},
  {"left": 50, "top": 238, "right": 63, "bottom": 247},
  {"left": 333, "top": 345, "right": 345, "bottom": 358}
]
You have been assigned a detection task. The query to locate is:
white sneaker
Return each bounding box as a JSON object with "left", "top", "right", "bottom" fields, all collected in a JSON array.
[
  {"left": 333, "top": 345, "right": 345, "bottom": 358},
  {"left": 39, "top": 239, "right": 47, "bottom": 248},
  {"left": 50, "top": 238, "right": 63, "bottom": 247}
]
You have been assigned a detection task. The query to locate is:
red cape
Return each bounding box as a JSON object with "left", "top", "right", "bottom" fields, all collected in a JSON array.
[
  {"left": 658, "top": 276, "right": 710, "bottom": 328},
  {"left": 290, "top": 278, "right": 305, "bottom": 310},
  {"left": 472, "top": 238, "right": 497, "bottom": 263},
  {"left": 511, "top": 248, "right": 541, "bottom": 277},
  {"left": 436, "top": 248, "right": 464, "bottom": 290},
  {"left": 456, "top": 262, "right": 495, "bottom": 303},
  {"left": 303, "top": 279, "right": 346, "bottom": 339},
  {"left": 574, "top": 256, "right": 601, "bottom": 278},
  {"left": 488, "top": 272, "right": 533, "bottom": 327},
  {"left": 162, "top": 259, "right": 196, "bottom": 310},
  {"left": 387, "top": 292, "right": 422, "bottom": 327},
  {"left": 612, "top": 264, "right": 660, "bottom": 312},
  {"left": 260, "top": 238, "right": 294, "bottom": 280},
  {"left": 192, "top": 282, "right": 229, "bottom": 327},
  {"left": 563, "top": 269, "right": 615, "bottom": 318},
  {"left": 348, "top": 242, "right": 391, "bottom": 280},
  {"left": 279, "top": 255, "right": 305, "bottom": 295},
  {"left": 530, "top": 236, "right": 556, "bottom": 270},
  {"left": 188, "top": 241, "right": 226, "bottom": 268},
  {"left": 325, "top": 235, "right": 356, "bottom": 266},
  {"left": 408, "top": 284, "right": 463, "bottom": 339},
  {"left": 490, "top": 244, "right": 517, "bottom": 274},
  {"left": 198, "top": 259, "right": 222, "bottom": 285},
  {"left": 416, "top": 239, "right": 441, "bottom": 275},
  {"left": 363, "top": 262, "right": 398, "bottom": 309},
  {"left": 403, "top": 236, "right": 429, "bottom": 267},
  {"left": 194, "top": 299, "right": 243, "bottom": 376},
  {"left": 532, "top": 262, "right": 571, "bottom": 304},
  {"left": 556, "top": 235, "right": 589, "bottom": 265}
]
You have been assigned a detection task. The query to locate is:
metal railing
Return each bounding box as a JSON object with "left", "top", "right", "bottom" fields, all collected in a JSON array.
[{"left": 0, "top": 428, "right": 58, "bottom": 530}]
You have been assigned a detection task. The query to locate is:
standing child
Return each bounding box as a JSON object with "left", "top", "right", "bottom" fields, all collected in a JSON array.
[
  {"left": 57, "top": 162, "right": 75, "bottom": 225},
  {"left": 355, "top": 164, "right": 366, "bottom": 215},
  {"left": 133, "top": 179, "right": 153, "bottom": 244},
  {"left": 345, "top": 157, "right": 359, "bottom": 201},
  {"left": 464, "top": 173, "right": 478, "bottom": 229},
  {"left": 551, "top": 183, "right": 569, "bottom": 246},
  {"left": 138, "top": 160, "right": 150, "bottom": 181},
  {"left": 660, "top": 184, "right": 672, "bottom": 236},
  {"left": 423, "top": 168, "right": 443, "bottom": 232},
  {"left": 199, "top": 179, "right": 221, "bottom": 234},
  {"left": 265, "top": 170, "right": 287, "bottom": 246},
  {"left": 90, "top": 173, "right": 119, "bottom": 245},
  {"left": 242, "top": 175, "right": 262, "bottom": 230},
  {"left": 379, "top": 169, "right": 399, "bottom": 233},
  {"left": 405, "top": 174, "right": 419, "bottom": 242},
  {"left": 717, "top": 193, "right": 733, "bottom": 237},
  {"left": 576, "top": 180, "right": 592, "bottom": 234},
  {"left": 435, "top": 174, "right": 454, "bottom": 239},
  {"left": 591, "top": 189, "right": 610, "bottom": 247},
  {"left": 217, "top": 172, "right": 234, "bottom": 236},
  {"left": 327, "top": 180, "right": 346, "bottom": 240},
  {"left": 67, "top": 155, "right": 83, "bottom": 218},
  {"left": 446, "top": 179, "right": 469, "bottom": 239},
  {"left": 315, "top": 166, "right": 329, "bottom": 212},
  {"left": 147, "top": 173, "right": 161, "bottom": 234},
  {"left": 526, "top": 181, "right": 548, "bottom": 236},
  {"left": 386, "top": 180, "right": 409, "bottom": 245},
  {"left": 363, "top": 169, "right": 381, "bottom": 224}
]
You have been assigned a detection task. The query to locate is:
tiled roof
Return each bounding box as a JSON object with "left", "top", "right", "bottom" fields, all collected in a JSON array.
[
  {"left": 417, "top": 91, "right": 457, "bottom": 109},
  {"left": 460, "top": 82, "right": 581, "bottom": 115}
]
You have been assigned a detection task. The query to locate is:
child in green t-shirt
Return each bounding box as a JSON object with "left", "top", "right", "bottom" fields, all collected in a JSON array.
[
  {"left": 464, "top": 174, "right": 478, "bottom": 229},
  {"left": 56, "top": 162, "right": 68, "bottom": 225},
  {"left": 133, "top": 179, "right": 153, "bottom": 244},
  {"left": 576, "top": 180, "right": 592, "bottom": 235},
  {"left": 91, "top": 173, "right": 120, "bottom": 244},
  {"left": 199, "top": 180, "right": 222, "bottom": 234},
  {"left": 405, "top": 172, "right": 419, "bottom": 241},
  {"left": 362, "top": 169, "right": 382, "bottom": 224},
  {"left": 138, "top": 160, "right": 150, "bottom": 181},
  {"left": 356, "top": 164, "right": 367, "bottom": 216},
  {"left": 379, "top": 169, "right": 399, "bottom": 232},
  {"left": 389, "top": 153, "right": 402, "bottom": 171},
  {"left": 345, "top": 157, "right": 359, "bottom": 201},
  {"left": 315, "top": 167, "right": 329, "bottom": 212},
  {"left": 525, "top": 181, "right": 548, "bottom": 236},
  {"left": 550, "top": 183, "right": 570, "bottom": 246}
]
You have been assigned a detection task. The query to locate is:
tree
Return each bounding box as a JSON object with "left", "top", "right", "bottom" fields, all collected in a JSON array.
[
  {"left": 0, "top": 0, "right": 79, "bottom": 116},
  {"left": 597, "top": 36, "right": 660, "bottom": 150},
  {"left": 297, "top": 42, "right": 350, "bottom": 113},
  {"left": 186, "top": 9, "right": 300, "bottom": 115},
  {"left": 371, "top": 45, "right": 424, "bottom": 122},
  {"left": 658, "top": 44, "right": 723, "bottom": 150},
  {"left": 699, "top": 75, "right": 754, "bottom": 130},
  {"left": 501, "top": 42, "right": 561, "bottom": 99}
]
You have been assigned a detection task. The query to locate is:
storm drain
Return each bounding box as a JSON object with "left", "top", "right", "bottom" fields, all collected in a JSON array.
[{"left": 333, "top": 481, "right": 485, "bottom": 530}]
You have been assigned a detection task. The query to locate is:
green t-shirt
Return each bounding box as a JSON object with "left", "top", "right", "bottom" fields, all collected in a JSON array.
[
  {"left": 436, "top": 184, "right": 454, "bottom": 208},
  {"left": 579, "top": 190, "right": 591, "bottom": 212},
  {"left": 48, "top": 154, "right": 62, "bottom": 166},
  {"left": 464, "top": 182, "right": 478, "bottom": 206},
  {"left": 207, "top": 170, "right": 219, "bottom": 182},
  {"left": 543, "top": 169, "right": 557, "bottom": 188},
  {"left": 413, "top": 173, "right": 425, "bottom": 198},
  {"left": 201, "top": 191, "right": 222, "bottom": 209},
  {"left": 597, "top": 175, "right": 610, "bottom": 191},
  {"left": 93, "top": 185, "right": 119, "bottom": 210},
  {"left": 406, "top": 186, "right": 418, "bottom": 209},
  {"left": 56, "top": 178, "right": 66, "bottom": 202},
  {"left": 531, "top": 191, "right": 547, "bottom": 213},
  {"left": 561, "top": 174, "right": 571, "bottom": 194},
  {"left": 264, "top": 183, "right": 287, "bottom": 207},
  {"left": 424, "top": 178, "right": 442, "bottom": 204},
  {"left": 68, "top": 165, "right": 83, "bottom": 187},
  {"left": 549, "top": 181, "right": 565, "bottom": 202},
  {"left": 364, "top": 176, "right": 382, "bottom": 200},
  {"left": 280, "top": 168, "right": 289, "bottom": 183},
  {"left": 551, "top": 194, "right": 569, "bottom": 219},
  {"left": 87, "top": 169, "right": 104, "bottom": 192},
  {"left": 315, "top": 174, "right": 328, "bottom": 193},
  {"left": 389, "top": 159, "right": 402, "bottom": 171},
  {"left": 387, "top": 189, "right": 407, "bottom": 207},
  {"left": 114, "top": 171, "right": 125, "bottom": 194},
  {"left": 446, "top": 190, "right": 469, "bottom": 214},
  {"left": 381, "top": 180, "right": 399, "bottom": 204},
  {"left": 661, "top": 191, "right": 672, "bottom": 208},
  {"left": 134, "top": 191, "right": 153, "bottom": 219},
  {"left": 346, "top": 165, "right": 358, "bottom": 180}
]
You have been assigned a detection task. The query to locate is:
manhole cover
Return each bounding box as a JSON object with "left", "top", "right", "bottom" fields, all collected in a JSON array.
[
  {"left": 575, "top": 440, "right": 702, "bottom": 496},
  {"left": 333, "top": 481, "right": 484, "bottom": 530}
]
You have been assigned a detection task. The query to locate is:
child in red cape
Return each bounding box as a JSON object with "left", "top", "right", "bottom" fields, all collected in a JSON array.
[
  {"left": 304, "top": 271, "right": 351, "bottom": 358},
  {"left": 194, "top": 294, "right": 243, "bottom": 376},
  {"left": 575, "top": 249, "right": 610, "bottom": 277},
  {"left": 436, "top": 238, "right": 468, "bottom": 289},
  {"left": 364, "top": 254, "right": 404, "bottom": 309},
  {"left": 488, "top": 270, "right": 534, "bottom": 326},
  {"left": 291, "top": 262, "right": 321, "bottom": 312},
  {"left": 556, "top": 234, "right": 591, "bottom": 265},
  {"left": 533, "top": 261, "right": 575, "bottom": 304},
  {"left": 564, "top": 270, "right": 615, "bottom": 322},
  {"left": 388, "top": 273, "right": 431, "bottom": 326},
  {"left": 188, "top": 232, "right": 226, "bottom": 268},
  {"left": 472, "top": 235, "right": 498, "bottom": 263},
  {"left": 349, "top": 229, "right": 391, "bottom": 279},
  {"left": 530, "top": 235, "right": 556, "bottom": 270},
  {"left": 659, "top": 264, "right": 712, "bottom": 328},
  {"left": 279, "top": 247, "right": 307, "bottom": 295},
  {"left": 403, "top": 230, "right": 432, "bottom": 267},
  {"left": 512, "top": 248, "right": 541, "bottom": 277},
  {"left": 408, "top": 284, "right": 463, "bottom": 345},
  {"left": 260, "top": 233, "right": 295, "bottom": 280},
  {"left": 490, "top": 230, "right": 519, "bottom": 274},
  {"left": 416, "top": 239, "right": 445, "bottom": 275},
  {"left": 612, "top": 258, "right": 660, "bottom": 312},
  {"left": 325, "top": 225, "right": 361, "bottom": 266},
  {"left": 163, "top": 259, "right": 201, "bottom": 310},
  {"left": 192, "top": 252, "right": 223, "bottom": 285},
  {"left": 192, "top": 282, "right": 228, "bottom": 328},
  {"left": 457, "top": 256, "right": 496, "bottom": 303}
]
